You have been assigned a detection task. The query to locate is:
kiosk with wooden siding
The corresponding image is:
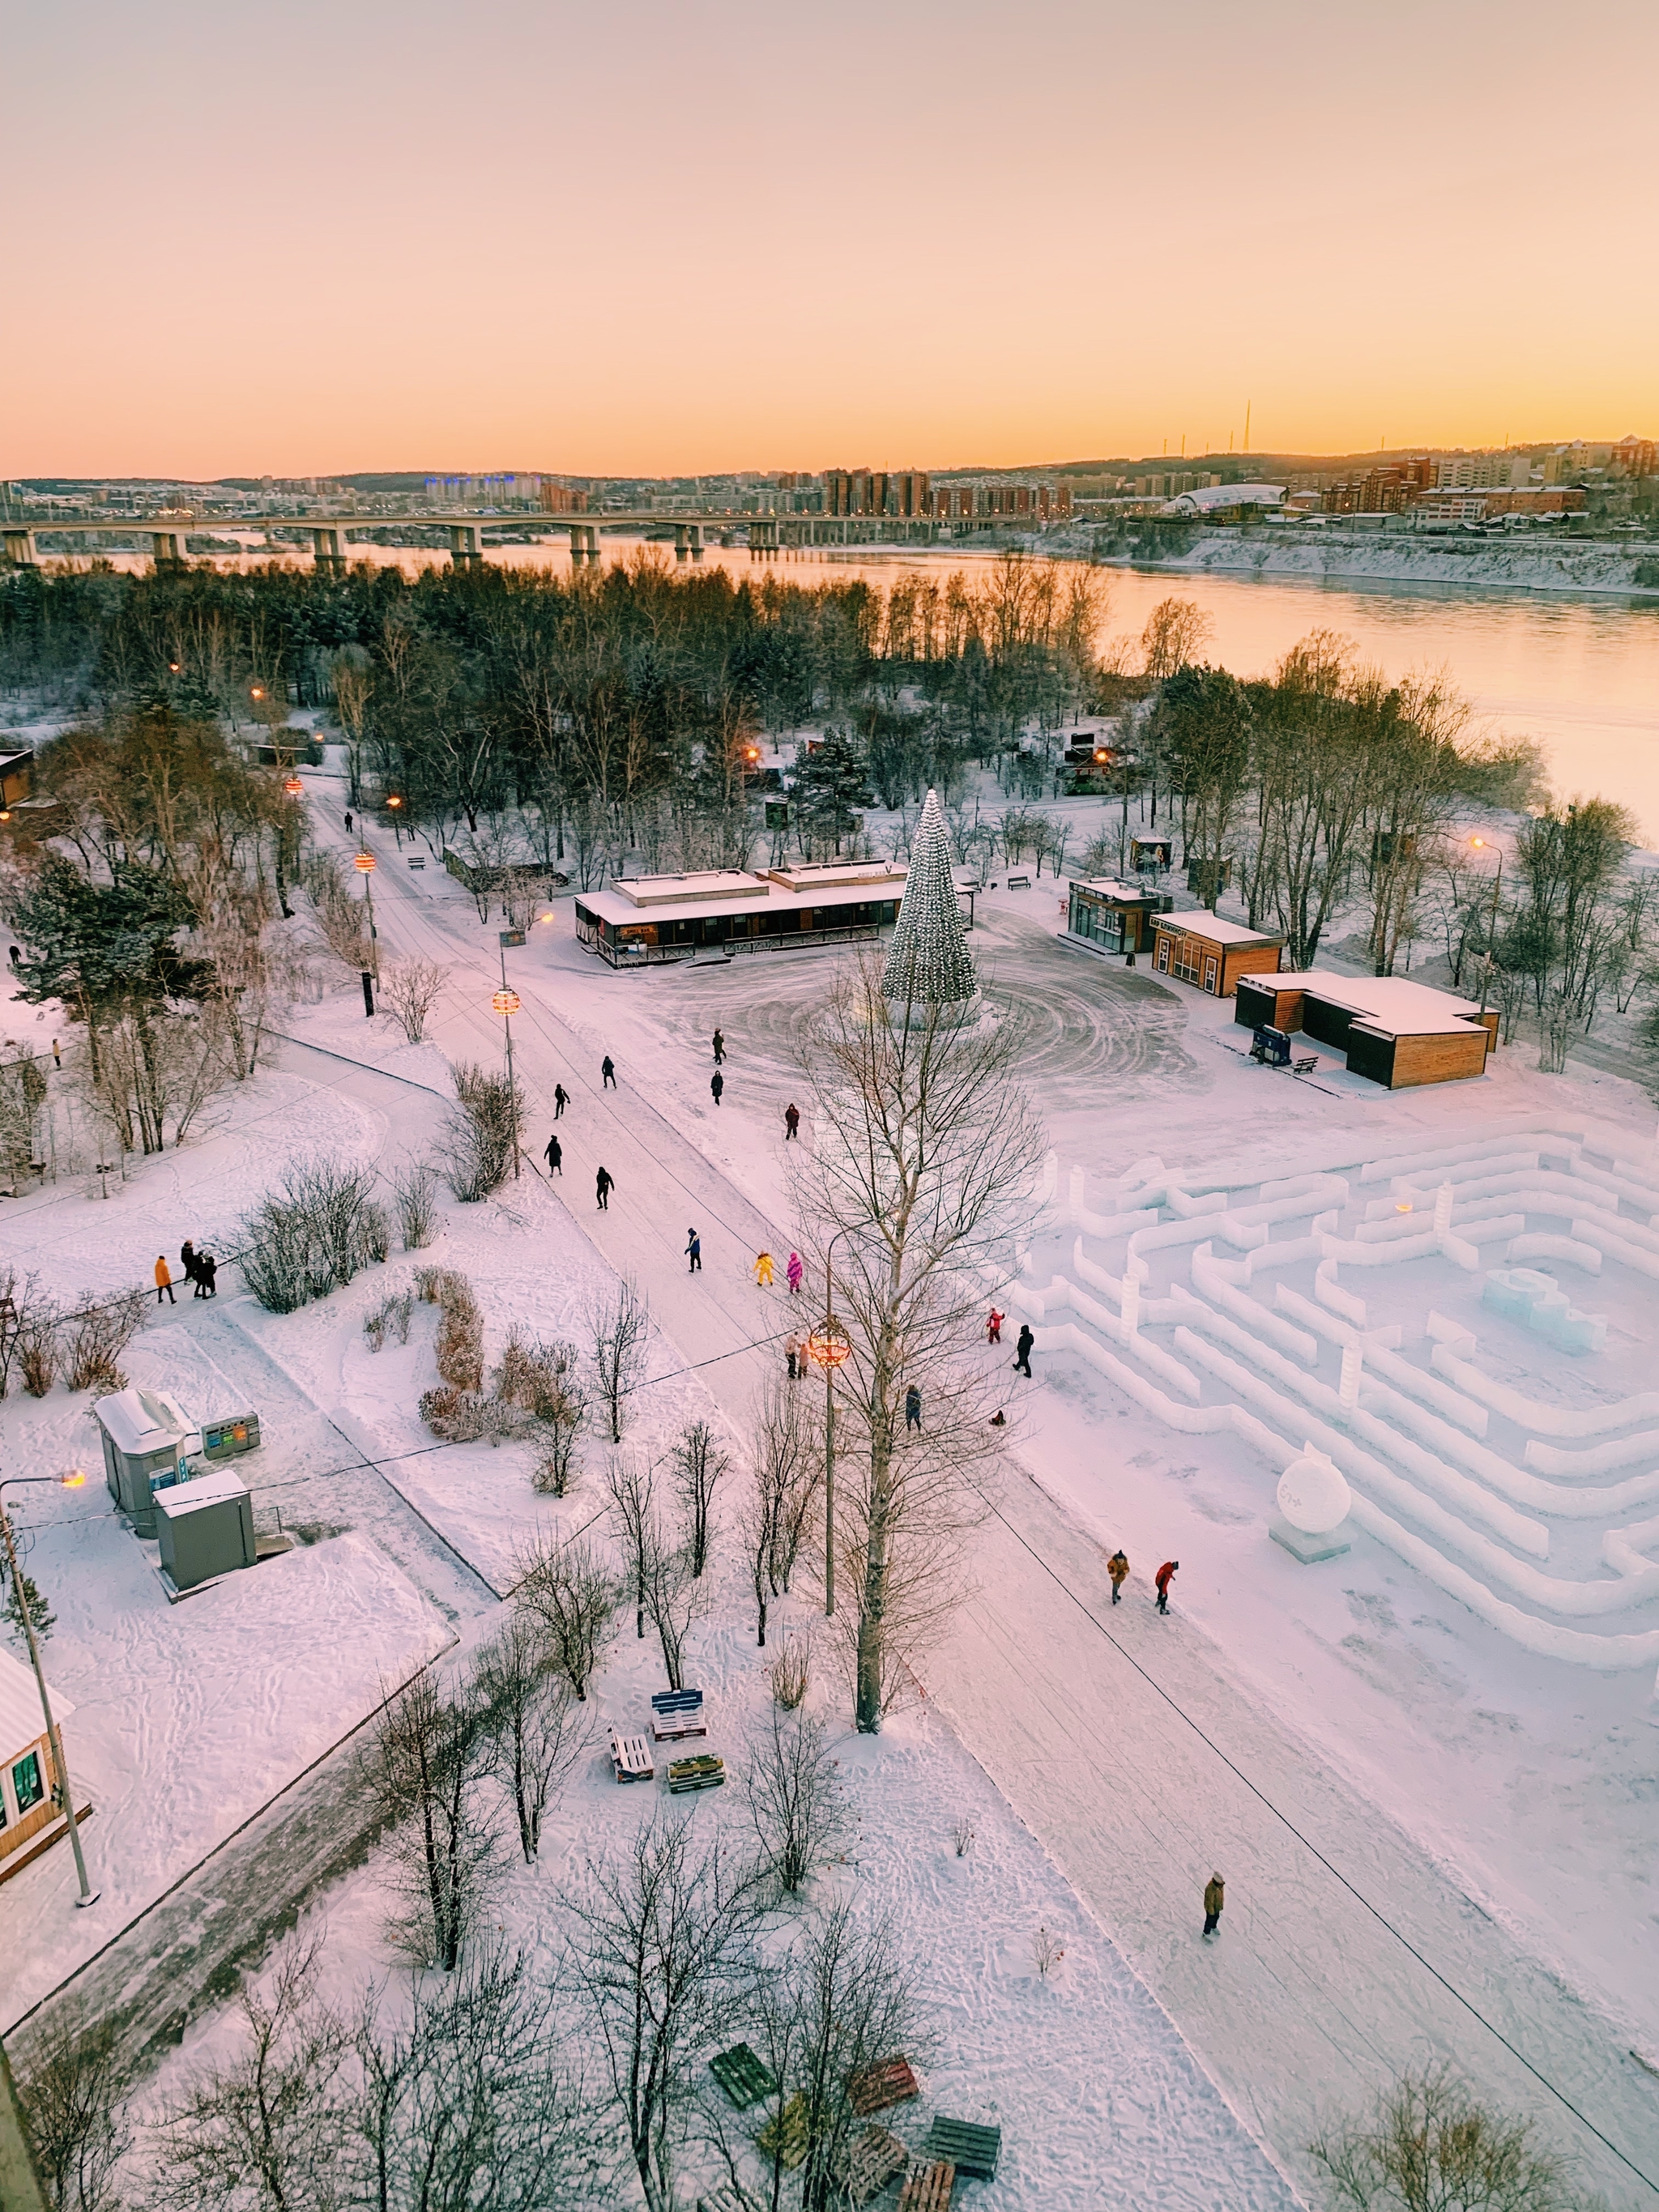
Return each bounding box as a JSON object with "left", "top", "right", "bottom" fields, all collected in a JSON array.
[
  {"left": 1235, "top": 970, "right": 1496, "bottom": 1089},
  {"left": 1150, "top": 913, "right": 1283, "bottom": 998},
  {"left": 1064, "top": 878, "right": 1171, "bottom": 957}
]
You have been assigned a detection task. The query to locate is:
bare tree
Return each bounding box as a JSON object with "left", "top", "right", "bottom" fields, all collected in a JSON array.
[
  {"left": 744, "top": 1705, "right": 849, "bottom": 1897},
  {"left": 16, "top": 2004, "right": 130, "bottom": 2212},
  {"left": 590, "top": 1277, "right": 650, "bottom": 1444},
  {"left": 439, "top": 1063, "right": 522, "bottom": 1202},
  {"left": 512, "top": 1531, "right": 617, "bottom": 1702},
  {"left": 476, "top": 1614, "right": 593, "bottom": 1863},
  {"left": 642, "top": 1521, "right": 709, "bottom": 1692},
  {"left": 605, "top": 1453, "right": 657, "bottom": 1642},
  {"left": 147, "top": 1933, "right": 348, "bottom": 2212},
  {"left": 1310, "top": 2065, "right": 1587, "bottom": 2212},
  {"left": 378, "top": 957, "right": 449, "bottom": 1046},
  {"left": 793, "top": 950, "right": 1042, "bottom": 1731},
  {"left": 672, "top": 1419, "right": 727, "bottom": 1579},
  {"left": 388, "top": 1159, "right": 438, "bottom": 1251},
  {"left": 363, "top": 1667, "right": 501, "bottom": 1971},
  {"left": 740, "top": 1458, "right": 783, "bottom": 1650},
  {"left": 565, "top": 1818, "right": 761, "bottom": 2212},
  {"left": 753, "top": 1377, "right": 820, "bottom": 1604}
]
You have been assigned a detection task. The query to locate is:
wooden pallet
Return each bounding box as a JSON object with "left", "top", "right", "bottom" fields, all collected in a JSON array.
[
  {"left": 924, "top": 2119, "right": 1000, "bottom": 2182},
  {"left": 651, "top": 1688, "right": 708, "bottom": 1741},
  {"left": 847, "top": 2054, "right": 919, "bottom": 2117},
  {"left": 709, "top": 2041, "right": 778, "bottom": 2112},
  {"left": 898, "top": 2160, "right": 954, "bottom": 2212},
  {"left": 755, "top": 2092, "right": 808, "bottom": 2171},
  {"left": 667, "top": 1753, "right": 726, "bottom": 1794},
  {"left": 608, "top": 1729, "right": 655, "bottom": 1783},
  {"left": 838, "top": 2124, "right": 909, "bottom": 2205}
]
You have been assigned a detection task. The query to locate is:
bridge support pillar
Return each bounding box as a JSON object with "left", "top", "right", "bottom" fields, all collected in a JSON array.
[
  {"left": 151, "top": 530, "right": 186, "bottom": 570},
  {"left": 1, "top": 530, "right": 33, "bottom": 567},
  {"left": 449, "top": 523, "right": 484, "bottom": 570},
  {"left": 312, "top": 527, "right": 346, "bottom": 576},
  {"left": 687, "top": 523, "right": 704, "bottom": 562},
  {"left": 674, "top": 525, "right": 689, "bottom": 563},
  {"left": 579, "top": 525, "right": 601, "bottom": 564}
]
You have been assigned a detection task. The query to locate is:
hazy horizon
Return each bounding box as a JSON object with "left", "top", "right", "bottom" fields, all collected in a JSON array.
[{"left": 5, "top": 0, "right": 1653, "bottom": 479}]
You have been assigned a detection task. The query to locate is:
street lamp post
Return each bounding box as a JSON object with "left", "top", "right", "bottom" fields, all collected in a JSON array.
[
  {"left": 353, "top": 848, "right": 379, "bottom": 981},
  {"left": 1469, "top": 834, "right": 1503, "bottom": 1018},
  {"left": 493, "top": 925, "right": 525, "bottom": 1181},
  {"left": 0, "top": 1473, "right": 98, "bottom": 1906},
  {"left": 804, "top": 1225, "right": 854, "bottom": 1617},
  {"left": 386, "top": 794, "right": 403, "bottom": 850}
]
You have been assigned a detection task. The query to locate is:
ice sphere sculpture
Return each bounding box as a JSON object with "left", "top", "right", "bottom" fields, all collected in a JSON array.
[{"left": 1277, "top": 1443, "right": 1352, "bottom": 1536}]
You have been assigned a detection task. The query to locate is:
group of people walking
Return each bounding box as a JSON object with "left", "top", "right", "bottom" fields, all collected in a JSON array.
[{"left": 155, "top": 1242, "right": 218, "bottom": 1304}]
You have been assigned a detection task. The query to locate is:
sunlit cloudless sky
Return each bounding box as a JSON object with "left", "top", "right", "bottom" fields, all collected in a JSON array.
[{"left": 4, "top": 0, "right": 1653, "bottom": 477}]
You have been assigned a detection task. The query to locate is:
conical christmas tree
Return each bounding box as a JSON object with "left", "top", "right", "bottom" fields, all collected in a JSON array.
[{"left": 882, "top": 788, "right": 978, "bottom": 1012}]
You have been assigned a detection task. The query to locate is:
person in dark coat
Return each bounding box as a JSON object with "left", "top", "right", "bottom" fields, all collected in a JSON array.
[
  {"left": 344, "top": 810, "right": 353, "bottom": 833},
  {"left": 710, "top": 1071, "right": 723, "bottom": 1106},
  {"left": 685, "top": 1227, "right": 702, "bottom": 1273},
  {"left": 784, "top": 1102, "right": 800, "bottom": 1140},
  {"left": 544, "top": 1133, "right": 563, "bottom": 1175},
  {"left": 712, "top": 1028, "right": 725, "bottom": 1064},
  {"left": 904, "top": 1384, "right": 922, "bottom": 1432},
  {"left": 595, "top": 1166, "right": 614, "bottom": 1210},
  {"left": 180, "top": 1240, "right": 200, "bottom": 1293},
  {"left": 601, "top": 1055, "right": 616, "bottom": 1089},
  {"left": 553, "top": 1083, "right": 569, "bottom": 1118},
  {"left": 1108, "top": 1549, "right": 1129, "bottom": 1605},
  {"left": 1203, "top": 1873, "right": 1224, "bottom": 1937},
  {"left": 198, "top": 1252, "right": 218, "bottom": 1298},
  {"left": 1155, "top": 1559, "right": 1179, "bottom": 1614},
  {"left": 1013, "top": 1323, "right": 1034, "bottom": 1378}
]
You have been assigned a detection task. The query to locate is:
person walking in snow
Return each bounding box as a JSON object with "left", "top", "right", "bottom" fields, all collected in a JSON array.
[
  {"left": 344, "top": 810, "right": 353, "bottom": 833},
  {"left": 686, "top": 1228, "right": 702, "bottom": 1274},
  {"left": 905, "top": 1384, "right": 922, "bottom": 1432},
  {"left": 710, "top": 1070, "right": 723, "bottom": 1106},
  {"left": 180, "top": 1239, "right": 200, "bottom": 1294},
  {"left": 787, "top": 1251, "right": 804, "bottom": 1296},
  {"left": 753, "top": 1251, "right": 774, "bottom": 1289},
  {"left": 198, "top": 1252, "right": 218, "bottom": 1298},
  {"left": 987, "top": 1306, "right": 1004, "bottom": 1345},
  {"left": 544, "top": 1133, "right": 562, "bottom": 1176},
  {"left": 1108, "top": 1549, "right": 1129, "bottom": 1605},
  {"left": 553, "top": 1083, "right": 569, "bottom": 1118},
  {"left": 1202, "top": 1873, "right": 1225, "bottom": 1938},
  {"left": 601, "top": 1055, "right": 616, "bottom": 1089},
  {"left": 784, "top": 1102, "right": 800, "bottom": 1140},
  {"left": 1013, "top": 1323, "right": 1034, "bottom": 1378},
  {"left": 1155, "top": 1559, "right": 1179, "bottom": 1615},
  {"left": 595, "top": 1166, "right": 614, "bottom": 1210},
  {"left": 712, "top": 1028, "right": 725, "bottom": 1064},
  {"left": 154, "top": 1255, "right": 176, "bottom": 1306},
  {"left": 785, "top": 1332, "right": 801, "bottom": 1381}
]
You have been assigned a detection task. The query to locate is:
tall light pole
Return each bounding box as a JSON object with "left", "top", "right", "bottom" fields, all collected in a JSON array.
[
  {"left": 804, "top": 1225, "right": 853, "bottom": 1617},
  {"left": 353, "top": 847, "right": 379, "bottom": 981},
  {"left": 0, "top": 1473, "right": 98, "bottom": 1906},
  {"left": 386, "top": 793, "right": 403, "bottom": 850},
  {"left": 1469, "top": 833, "right": 1503, "bottom": 1017},
  {"left": 494, "top": 927, "right": 525, "bottom": 1180}
]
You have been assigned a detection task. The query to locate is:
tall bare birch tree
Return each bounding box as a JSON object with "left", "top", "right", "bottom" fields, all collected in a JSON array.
[{"left": 791, "top": 953, "right": 1042, "bottom": 1733}]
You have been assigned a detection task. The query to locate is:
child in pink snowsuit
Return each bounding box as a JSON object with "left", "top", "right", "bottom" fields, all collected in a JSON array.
[{"left": 787, "top": 1251, "right": 804, "bottom": 1295}]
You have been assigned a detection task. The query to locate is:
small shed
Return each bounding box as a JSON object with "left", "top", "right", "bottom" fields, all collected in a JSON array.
[
  {"left": 153, "top": 1468, "right": 258, "bottom": 1595},
  {"left": 1151, "top": 913, "right": 1283, "bottom": 998},
  {"left": 0, "top": 1645, "right": 77, "bottom": 1876},
  {"left": 93, "top": 1387, "right": 194, "bottom": 1535},
  {"left": 1066, "top": 877, "right": 1171, "bottom": 956}
]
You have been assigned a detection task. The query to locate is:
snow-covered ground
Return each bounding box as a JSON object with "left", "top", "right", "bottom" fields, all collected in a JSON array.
[{"left": 6, "top": 778, "right": 1659, "bottom": 2205}]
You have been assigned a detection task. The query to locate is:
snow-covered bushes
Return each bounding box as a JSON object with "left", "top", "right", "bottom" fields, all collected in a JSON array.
[
  {"left": 62, "top": 1288, "right": 145, "bottom": 1393},
  {"left": 240, "top": 1159, "right": 391, "bottom": 1314},
  {"left": 388, "top": 1158, "right": 437, "bottom": 1250},
  {"left": 361, "top": 1289, "right": 414, "bottom": 1351},
  {"left": 416, "top": 1266, "right": 484, "bottom": 1392},
  {"left": 438, "top": 1063, "right": 522, "bottom": 1202},
  {"left": 418, "top": 1384, "right": 516, "bottom": 1445}
]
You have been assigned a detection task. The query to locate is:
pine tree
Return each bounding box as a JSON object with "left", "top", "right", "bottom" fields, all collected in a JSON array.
[
  {"left": 1, "top": 1511, "right": 55, "bottom": 1644},
  {"left": 882, "top": 787, "right": 978, "bottom": 1010}
]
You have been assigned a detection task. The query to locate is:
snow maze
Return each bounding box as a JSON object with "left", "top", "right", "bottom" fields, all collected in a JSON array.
[{"left": 1009, "top": 1119, "right": 1659, "bottom": 1681}]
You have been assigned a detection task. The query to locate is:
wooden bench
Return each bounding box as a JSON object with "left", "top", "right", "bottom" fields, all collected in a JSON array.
[
  {"left": 667, "top": 1753, "right": 726, "bottom": 1795},
  {"left": 924, "top": 2119, "right": 1000, "bottom": 2182},
  {"left": 898, "top": 2161, "right": 954, "bottom": 2211},
  {"left": 709, "top": 2042, "right": 778, "bottom": 2112},
  {"left": 1005, "top": 872, "right": 1031, "bottom": 889},
  {"left": 1293, "top": 1055, "right": 1319, "bottom": 1075},
  {"left": 608, "top": 1730, "right": 654, "bottom": 1784},
  {"left": 651, "top": 1688, "right": 707, "bottom": 1741},
  {"left": 755, "top": 2091, "right": 808, "bottom": 2171},
  {"left": 838, "top": 2125, "right": 909, "bottom": 2204},
  {"left": 846, "top": 2054, "right": 919, "bottom": 2116},
  {"left": 407, "top": 856, "right": 426, "bottom": 869}
]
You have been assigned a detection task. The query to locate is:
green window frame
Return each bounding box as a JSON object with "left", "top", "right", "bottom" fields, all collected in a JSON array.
[{"left": 12, "top": 1750, "right": 44, "bottom": 1814}]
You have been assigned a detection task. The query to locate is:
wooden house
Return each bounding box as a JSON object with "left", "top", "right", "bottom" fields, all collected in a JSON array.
[
  {"left": 1150, "top": 912, "right": 1283, "bottom": 998},
  {"left": 1235, "top": 971, "right": 1496, "bottom": 1089},
  {"left": 0, "top": 1647, "right": 84, "bottom": 1882}
]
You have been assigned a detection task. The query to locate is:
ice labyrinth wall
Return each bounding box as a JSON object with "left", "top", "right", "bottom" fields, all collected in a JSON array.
[{"left": 1009, "top": 1121, "right": 1659, "bottom": 1681}]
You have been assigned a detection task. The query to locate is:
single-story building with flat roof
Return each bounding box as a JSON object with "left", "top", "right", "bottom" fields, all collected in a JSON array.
[
  {"left": 574, "top": 860, "right": 909, "bottom": 967},
  {"left": 1150, "top": 912, "right": 1284, "bottom": 998},
  {"left": 1064, "top": 878, "right": 1172, "bottom": 957},
  {"left": 1235, "top": 970, "right": 1497, "bottom": 1089}
]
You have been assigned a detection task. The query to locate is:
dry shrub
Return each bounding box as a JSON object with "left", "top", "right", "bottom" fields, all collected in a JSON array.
[
  {"left": 363, "top": 1289, "right": 414, "bottom": 1352},
  {"left": 439, "top": 1063, "right": 522, "bottom": 1203},
  {"left": 770, "top": 1634, "right": 811, "bottom": 1711},
  {"left": 419, "top": 1386, "right": 515, "bottom": 1446},
  {"left": 390, "top": 1160, "right": 438, "bottom": 1251},
  {"left": 63, "top": 1288, "right": 146, "bottom": 1393},
  {"left": 19, "top": 1306, "right": 58, "bottom": 1396},
  {"left": 379, "top": 957, "right": 449, "bottom": 1046},
  {"left": 414, "top": 1267, "right": 484, "bottom": 1391}
]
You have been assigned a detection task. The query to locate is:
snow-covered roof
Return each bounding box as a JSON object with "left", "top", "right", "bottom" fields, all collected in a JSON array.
[
  {"left": 1162, "top": 484, "right": 1287, "bottom": 516},
  {"left": 1153, "top": 912, "right": 1282, "bottom": 948},
  {"left": 578, "top": 871, "right": 906, "bottom": 929},
  {"left": 153, "top": 1467, "right": 250, "bottom": 1519},
  {"left": 92, "top": 1386, "right": 194, "bottom": 1457},
  {"left": 1242, "top": 970, "right": 1490, "bottom": 1034},
  {"left": 612, "top": 870, "right": 766, "bottom": 908},
  {"left": 0, "top": 1644, "right": 71, "bottom": 1759},
  {"left": 1072, "top": 877, "right": 1163, "bottom": 902}
]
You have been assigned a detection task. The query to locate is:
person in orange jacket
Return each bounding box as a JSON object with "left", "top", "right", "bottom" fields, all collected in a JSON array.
[
  {"left": 987, "top": 1307, "right": 1004, "bottom": 1345},
  {"left": 1108, "top": 1549, "right": 1129, "bottom": 1604},
  {"left": 154, "top": 1255, "right": 176, "bottom": 1306},
  {"left": 1155, "top": 1559, "right": 1179, "bottom": 1614}
]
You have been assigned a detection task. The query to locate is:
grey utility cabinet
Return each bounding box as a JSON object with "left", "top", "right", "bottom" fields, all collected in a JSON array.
[{"left": 153, "top": 1468, "right": 258, "bottom": 1594}]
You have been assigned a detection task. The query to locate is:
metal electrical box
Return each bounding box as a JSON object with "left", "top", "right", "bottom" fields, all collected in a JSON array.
[{"left": 153, "top": 1468, "right": 258, "bottom": 1596}]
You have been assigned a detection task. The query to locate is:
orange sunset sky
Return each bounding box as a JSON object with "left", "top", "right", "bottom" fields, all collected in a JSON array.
[{"left": 4, "top": 0, "right": 1653, "bottom": 479}]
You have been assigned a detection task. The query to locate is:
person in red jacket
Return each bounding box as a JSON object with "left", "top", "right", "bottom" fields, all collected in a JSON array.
[
  {"left": 987, "top": 1307, "right": 1004, "bottom": 1345},
  {"left": 1154, "top": 1559, "right": 1179, "bottom": 1614}
]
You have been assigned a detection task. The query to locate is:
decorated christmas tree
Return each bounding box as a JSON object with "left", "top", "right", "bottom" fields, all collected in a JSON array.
[{"left": 881, "top": 787, "right": 978, "bottom": 1012}]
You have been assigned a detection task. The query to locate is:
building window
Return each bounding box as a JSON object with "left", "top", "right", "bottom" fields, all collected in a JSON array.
[
  {"left": 12, "top": 1750, "right": 44, "bottom": 1814},
  {"left": 1171, "top": 942, "right": 1203, "bottom": 984}
]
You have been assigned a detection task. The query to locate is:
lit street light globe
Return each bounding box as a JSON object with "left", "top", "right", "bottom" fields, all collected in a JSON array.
[
  {"left": 805, "top": 1318, "right": 851, "bottom": 1370},
  {"left": 283, "top": 775, "right": 303, "bottom": 796},
  {"left": 353, "top": 850, "right": 377, "bottom": 874},
  {"left": 492, "top": 989, "right": 521, "bottom": 1017}
]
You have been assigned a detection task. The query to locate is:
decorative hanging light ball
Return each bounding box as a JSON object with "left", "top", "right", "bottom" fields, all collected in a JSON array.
[
  {"left": 492, "top": 989, "right": 521, "bottom": 1017},
  {"left": 353, "top": 850, "right": 377, "bottom": 874},
  {"left": 805, "top": 1316, "right": 851, "bottom": 1369}
]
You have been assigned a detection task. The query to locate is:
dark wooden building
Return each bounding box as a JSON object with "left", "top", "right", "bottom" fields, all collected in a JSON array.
[
  {"left": 1150, "top": 912, "right": 1284, "bottom": 998},
  {"left": 1235, "top": 971, "right": 1496, "bottom": 1089}
]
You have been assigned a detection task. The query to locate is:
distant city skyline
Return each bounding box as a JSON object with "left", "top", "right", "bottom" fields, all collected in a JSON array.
[{"left": 4, "top": 0, "right": 1653, "bottom": 479}]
